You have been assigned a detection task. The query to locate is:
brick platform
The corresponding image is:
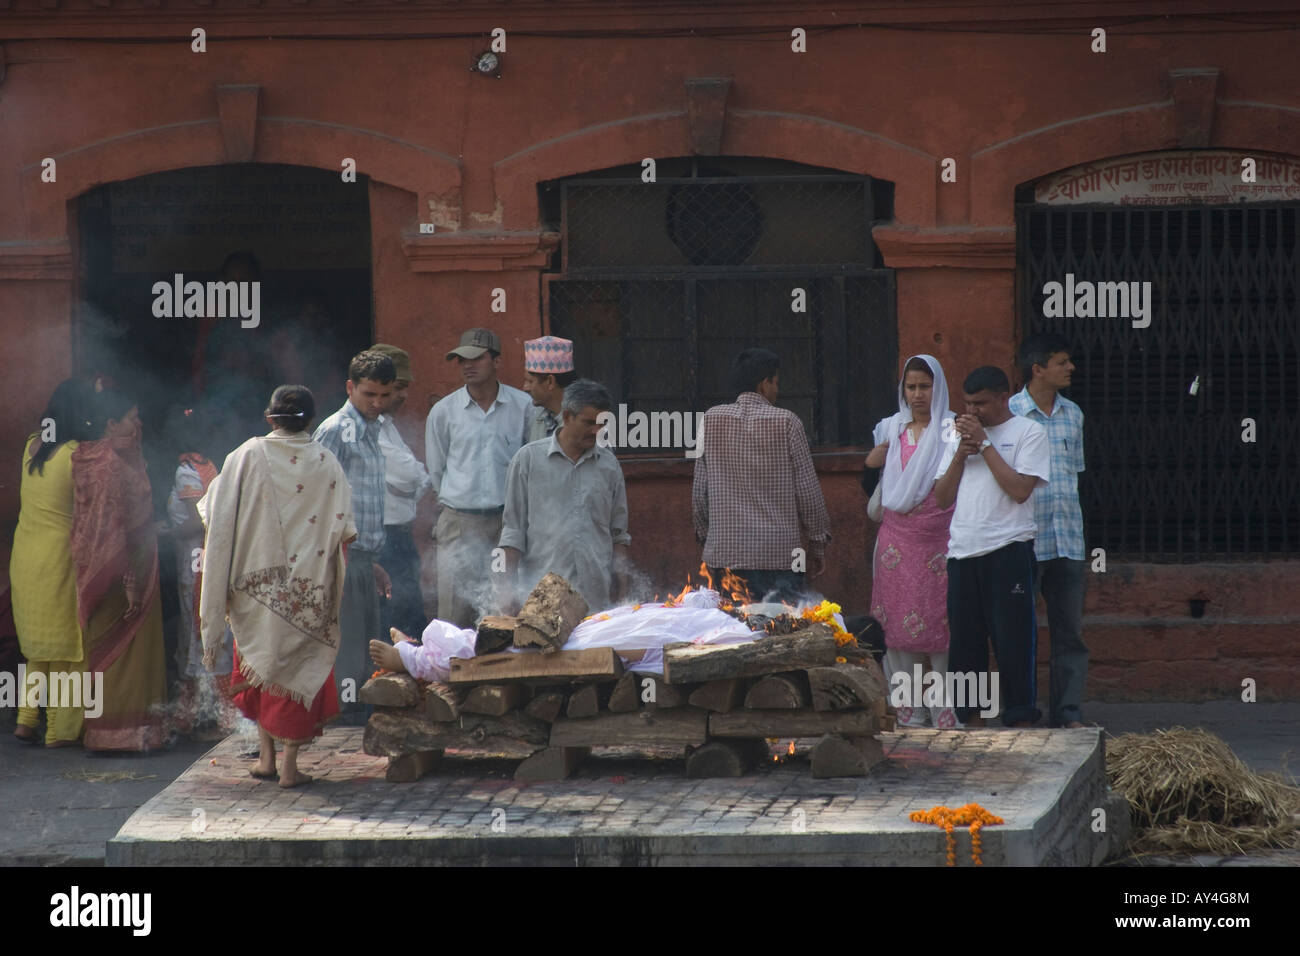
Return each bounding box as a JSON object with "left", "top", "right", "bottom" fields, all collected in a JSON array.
[{"left": 107, "top": 727, "right": 1119, "bottom": 866}]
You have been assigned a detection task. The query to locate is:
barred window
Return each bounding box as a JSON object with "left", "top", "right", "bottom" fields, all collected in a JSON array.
[{"left": 540, "top": 158, "right": 897, "bottom": 447}]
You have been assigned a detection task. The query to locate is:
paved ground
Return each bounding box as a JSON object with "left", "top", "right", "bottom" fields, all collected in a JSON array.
[
  {"left": 3, "top": 701, "right": 1297, "bottom": 866},
  {"left": 107, "top": 726, "right": 1109, "bottom": 866}
]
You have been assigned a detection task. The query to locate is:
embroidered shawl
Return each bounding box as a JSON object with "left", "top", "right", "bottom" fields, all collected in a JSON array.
[{"left": 198, "top": 430, "right": 356, "bottom": 706}]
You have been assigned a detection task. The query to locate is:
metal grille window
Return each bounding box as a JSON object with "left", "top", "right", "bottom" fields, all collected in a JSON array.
[
  {"left": 543, "top": 166, "right": 897, "bottom": 446},
  {"left": 1017, "top": 202, "right": 1300, "bottom": 560}
]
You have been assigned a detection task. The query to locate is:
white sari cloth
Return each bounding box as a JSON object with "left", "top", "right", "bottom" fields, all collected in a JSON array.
[
  {"left": 198, "top": 429, "right": 356, "bottom": 706},
  {"left": 872, "top": 354, "right": 956, "bottom": 515}
]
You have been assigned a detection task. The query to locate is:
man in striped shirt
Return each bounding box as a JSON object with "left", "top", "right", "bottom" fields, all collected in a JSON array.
[
  {"left": 1009, "top": 333, "right": 1088, "bottom": 729},
  {"left": 314, "top": 349, "right": 395, "bottom": 724},
  {"left": 691, "top": 348, "right": 830, "bottom": 603}
]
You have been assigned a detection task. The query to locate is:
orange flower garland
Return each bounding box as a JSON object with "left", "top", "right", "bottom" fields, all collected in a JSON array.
[
  {"left": 801, "top": 601, "right": 857, "bottom": 648},
  {"left": 909, "top": 803, "right": 1004, "bottom": 866}
]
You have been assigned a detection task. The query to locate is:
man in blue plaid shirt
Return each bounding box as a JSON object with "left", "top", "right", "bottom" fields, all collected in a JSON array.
[{"left": 1009, "top": 334, "right": 1088, "bottom": 728}]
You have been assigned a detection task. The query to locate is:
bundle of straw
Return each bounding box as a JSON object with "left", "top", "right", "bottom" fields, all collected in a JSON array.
[{"left": 1107, "top": 726, "right": 1300, "bottom": 856}]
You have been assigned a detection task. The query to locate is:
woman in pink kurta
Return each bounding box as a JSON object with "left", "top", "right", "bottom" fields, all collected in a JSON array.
[{"left": 866, "top": 355, "right": 958, "bottom": 728}]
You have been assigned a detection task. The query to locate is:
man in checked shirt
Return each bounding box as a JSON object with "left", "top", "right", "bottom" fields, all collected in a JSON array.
[
  {"left": 692, "top": 348, "right": 830, "bottom": 603},
  {"left": 1009, "top": 333, "right": 1088, "bottom": 729}
]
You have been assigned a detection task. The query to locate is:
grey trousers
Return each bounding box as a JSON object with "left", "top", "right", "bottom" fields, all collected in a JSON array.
[
  {"left": 434, "top": 508, "right": 503, "bottom": 629},
  {"left": 338, "top": 546, "right": 382, "bottom": 726},
  {"left": 1038, "top": 557, "right": 1089, "bottom": 726}
]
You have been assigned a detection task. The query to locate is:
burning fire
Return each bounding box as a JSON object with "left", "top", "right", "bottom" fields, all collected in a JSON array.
[{"left": 657, "top": 562, "right": 754, "bottom": 608}]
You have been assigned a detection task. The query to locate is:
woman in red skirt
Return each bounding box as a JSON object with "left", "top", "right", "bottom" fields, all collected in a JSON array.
[{"left": 198, "top": 386, "right": 356, "bottom": 787}]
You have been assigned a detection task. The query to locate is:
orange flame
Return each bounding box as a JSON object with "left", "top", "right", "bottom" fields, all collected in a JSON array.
[{"left": 788, "top": 741, "right": 796, "bottom": 756}]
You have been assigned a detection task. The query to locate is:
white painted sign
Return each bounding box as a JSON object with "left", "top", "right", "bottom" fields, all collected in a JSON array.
[{"left": 1035, "top": 151, "right": 1300, "bottom": 205}]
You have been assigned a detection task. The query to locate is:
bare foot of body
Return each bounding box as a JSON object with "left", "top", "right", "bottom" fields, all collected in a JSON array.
[{"left": 367, "top": 627, "right": 412, "bottom": 674}]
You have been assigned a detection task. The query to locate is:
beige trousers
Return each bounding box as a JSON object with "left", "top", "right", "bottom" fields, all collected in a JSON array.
[{"left": 434, "top": 508, "right": 503, "bottom": 628}]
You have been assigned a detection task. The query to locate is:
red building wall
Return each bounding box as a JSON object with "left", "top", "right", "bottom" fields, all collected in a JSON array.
[{"left": 2, "top": 1, "right": 1297, "bottom": 698}]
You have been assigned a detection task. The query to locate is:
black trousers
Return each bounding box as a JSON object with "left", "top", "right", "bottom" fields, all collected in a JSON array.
[
  {"left": 379, "top": 523, "right": 428, "bottom": 640},
  {"left": 946, "top": 540, "right": 1042, "bottom": 726}
]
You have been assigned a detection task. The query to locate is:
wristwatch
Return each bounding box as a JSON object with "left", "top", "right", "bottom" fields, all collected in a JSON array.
[{"left": 979, "top": 438, "right": 992, "bottom": 453}]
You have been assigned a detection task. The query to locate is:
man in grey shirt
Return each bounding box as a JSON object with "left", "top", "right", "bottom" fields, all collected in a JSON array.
[{"left": 497, "top": 379, "right": 631, "bottom": 612}]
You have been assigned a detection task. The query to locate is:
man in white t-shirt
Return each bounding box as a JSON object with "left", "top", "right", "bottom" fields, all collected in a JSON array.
[{"left": 935, "top": 365, "right": 1050, "bottom": 727}]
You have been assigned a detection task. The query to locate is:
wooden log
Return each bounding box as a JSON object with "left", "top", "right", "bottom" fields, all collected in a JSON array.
[
  {"left": 364, "top": 710, "right": 550, "bottom": 757},
  {"left": 709, "top": 709, "right": 877, "bottom": 738},
  {"left": 663, "top": 624, "right": 838, "bottom": 684},
  {"left": 448, "top": 647, "right": 622, "bottom": 684},
  {"left": 684, "top": 738, "right": 768, "bottom": 778},
  {"left": 566, "top": 681, "right": 613, "bottom": 718},
  {"left": 514, "top": 746, "right": 589, "bottom": 782},
  {"left": 476, "top": 615, "right": 518, "bottom": 655},
  {"left": 524, "top": 689, "right": 569, "bottom": 723},
  {"left": 549, "top": 708, "right": 709, "bottom": 748},
  {"left": 359, "top": 672, "right": 420, "bottom": 708},
  {"left": 743, "top": 672, "right": 810, "bottom": 709},
  {"left": 386, "top": 749, "right": 442, "bottom": 782},
  {"left": 513, "top": 573, "right": 589, "bottom": 652},
  {"left": 688, "top": 678, "right": 744, "bottom": 713},
  {"left": 878, "top": 714, "right": 896, "bottom": 732},
  {"left": 607, "top": 671, "right": 641, "bottom": 713},
  {"left": 807, "top": 661, "right": 889, "bottom": 711},
  {"left": 811, "top": 734, "right": 886, "bottom": 778},
  {"left": 641, "top": 676, "right": 692, "bottom": 709},
  {"left": 462, "top": 683, "right": 527, "bottom": 717},
  {"left": 423, "top": 682, "right": 467, "bottom": 722}
]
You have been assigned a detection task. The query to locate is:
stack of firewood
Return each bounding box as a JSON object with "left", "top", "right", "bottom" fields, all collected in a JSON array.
[{"left": 361, "top": 573, "right": 892, "bottom": 782}]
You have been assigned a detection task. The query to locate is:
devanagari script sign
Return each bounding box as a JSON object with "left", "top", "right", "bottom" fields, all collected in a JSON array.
[{"left": 1035, "top": 151, "right": 1300, "bottom": 206}]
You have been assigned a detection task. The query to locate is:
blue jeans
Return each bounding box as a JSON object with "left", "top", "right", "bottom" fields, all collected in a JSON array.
[
  {"left": 1038, "top": 557, "right": 1088, "bottom": 726},
  {"left": 379, "top": 523, "right": 428, "bottom": 640}
]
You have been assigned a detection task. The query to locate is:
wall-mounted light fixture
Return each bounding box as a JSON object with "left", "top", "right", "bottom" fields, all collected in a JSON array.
[{"left": 471, "top": 50, "right": 502, "bottom": 79}]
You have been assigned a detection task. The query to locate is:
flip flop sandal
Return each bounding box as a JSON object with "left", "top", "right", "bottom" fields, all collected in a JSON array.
[
  {"left": 249, "top": 768, "right": 279, "bottom": 780},
  {"left": 279, "top": 773, "right": 313, "bottom": 789}
]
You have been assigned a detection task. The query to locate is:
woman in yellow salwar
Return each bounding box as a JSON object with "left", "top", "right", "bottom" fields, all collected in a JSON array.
[
  {"left": 11, "top": 380, "right": 98, "bottom": 746},
  {"left": 70, "top": 388, "right": 168, "bottom": 752}
]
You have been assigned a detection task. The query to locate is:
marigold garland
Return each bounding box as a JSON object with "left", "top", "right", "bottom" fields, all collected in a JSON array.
[
  {"left": 801, "top": 600, "right": 857, "bottom": 648},
  {"left": 909, "top": 803, "right": 1004, "bottom": 866}
]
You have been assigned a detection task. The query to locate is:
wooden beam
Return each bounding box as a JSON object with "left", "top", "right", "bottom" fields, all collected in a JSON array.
[
  {"left": 386, "top": 749, "right": 442, "bottom": 782},
  {"left": 743, "top": 672, "right": 809, "bottom": 709},
  {"left": 549, "top": 708, "right": 709, "bottom": 748},
  {"left": 514, "top": 746, "right": 588, "bottom": 781},
  {"left": 642, "top": 676, "right": 692, "bottom": 709},
  {"left": 709, "top": 709, "right": 877, "bottom": 738},
  {"left": 359, "top": 673, "right": 419, "bottom": 708},
  {"left": 685, "top": 738, "right": 767, "bottom": 778},
  {"left": 565, "top": 681, "right": 613, "bottom": 718},
  {"left": 424, "top": 682, "right": 467, "bottom": 722},
  {"left": 663, "top": 624, "right": 837, "bottom": 684},
  {"left": 811, "top": 734, "right": 886, "bottom": 778},
  {"left": 476, "top": 615, "right": 518, "bottom": 655},
  {"left": 523, "top": 689, "right": 569, "bottom": 723},
  {"left": 807, "top": 661, "right": 889, "bottom": 711},
  {"left": 447, "top": 647, "right": 622, "bottom": 684},
  {"left": 462, "top": 683, "right": 527, "bottom": 717},
  {"left": 513, "top": 572, "right": 589, "bottom": 651},
  {"left": 363, "top": 710, "right": 550, "bottom": 757},
  {"left": 688, "top": 678, "right": 744, "bottom": 713},
  {"left": 607, "top": 671, "right": 641, "bottom": 713}
]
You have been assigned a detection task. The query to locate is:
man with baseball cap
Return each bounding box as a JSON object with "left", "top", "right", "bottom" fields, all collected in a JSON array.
[
  {"left": 521, "top": 335, "right": 577, "bottom": 445},
  {"left": 369, "top": 343, "right": 433, "bottom": 639},
  {"left": 424, "top": 328, "right": 531, "bottom": 627}
]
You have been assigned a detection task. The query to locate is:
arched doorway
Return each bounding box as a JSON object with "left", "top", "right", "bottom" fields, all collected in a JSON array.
[{"left": 1016, "top": 150, "right": 1300, "bottom": 560}]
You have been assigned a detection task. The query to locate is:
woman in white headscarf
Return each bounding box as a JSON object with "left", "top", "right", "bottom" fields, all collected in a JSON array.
[{"left": 864, "top": 355, "right": 959, "bottom": 729}]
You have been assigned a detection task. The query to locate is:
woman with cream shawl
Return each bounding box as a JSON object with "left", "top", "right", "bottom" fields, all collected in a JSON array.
[
  {"left": 199, "top": 386, "right": 355, "bottom": 787},
  {"left": 864, "top": 355, "right": 959, "bottom": 729}
]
